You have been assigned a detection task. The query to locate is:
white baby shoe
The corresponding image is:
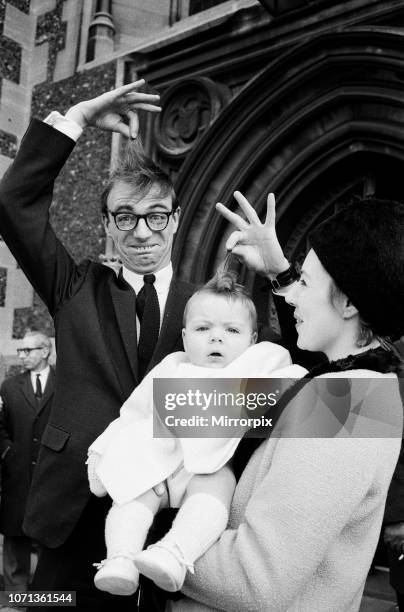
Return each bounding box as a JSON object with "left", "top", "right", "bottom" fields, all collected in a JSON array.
[
  {"left": 135, "top": 541, "right": 194, "bottom": 592},
  {"left": 93, "top": 556, "right": 139, "bottom": 596}
]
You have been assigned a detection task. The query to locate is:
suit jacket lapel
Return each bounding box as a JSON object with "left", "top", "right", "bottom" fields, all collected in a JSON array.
[
  {"left": 109, "top": 270, "right": 139, "bottom": 385},
  {"left": 148, "top": 277, "right": 195, "bottom": 371},
  {"left": 20, "top": 372, "right": 37, "bottom": 412}
]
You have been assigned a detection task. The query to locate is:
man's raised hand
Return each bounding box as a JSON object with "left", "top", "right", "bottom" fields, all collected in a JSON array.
[
  {"left": 65, "top": 79, "right": 161, "bottom": 139},
  {"left": 216, "top": 191, "right": 289, "bottom": 278}
]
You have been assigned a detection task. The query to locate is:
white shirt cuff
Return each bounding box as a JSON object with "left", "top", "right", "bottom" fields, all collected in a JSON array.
[{"left": 44, "top": 111, "right": 83, "bottom": 142}]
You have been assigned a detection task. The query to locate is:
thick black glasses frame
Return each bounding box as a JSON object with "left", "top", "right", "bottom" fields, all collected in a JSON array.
[{"left": 107, "top": 210, "right": 174, "bottom": 232}]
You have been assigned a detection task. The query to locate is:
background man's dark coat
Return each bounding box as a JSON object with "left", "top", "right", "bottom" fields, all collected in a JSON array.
[{"left": 0, "top": 369, "right": 55, "bottom": 535}]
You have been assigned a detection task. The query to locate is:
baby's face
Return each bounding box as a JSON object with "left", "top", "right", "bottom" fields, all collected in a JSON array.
[{"left": 182, "top": 294, "right": 257, "bottom": 368}]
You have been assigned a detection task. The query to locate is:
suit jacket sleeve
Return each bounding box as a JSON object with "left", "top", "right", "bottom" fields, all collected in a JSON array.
[{"left": 0, "top": 119, "right": 85, "bottom": 316}]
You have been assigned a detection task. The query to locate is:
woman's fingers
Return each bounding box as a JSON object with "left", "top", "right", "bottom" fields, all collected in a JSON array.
[
  {"left": 233, "top": 191, "right": 261, "bottom": 225},
  {"left": 216, "top": 203, "right": 249, "bottom": 230},
  {"left": 225, "top": 230, "right": 244, "bottom": 251},
  {"left": 264, "top": 192, "right": 276, "bottom": 227}
]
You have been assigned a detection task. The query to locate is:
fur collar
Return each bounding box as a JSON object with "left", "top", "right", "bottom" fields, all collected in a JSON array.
[
  {"left": 233, "top": 347, "right": 402, "bottom": 480},
  {"left": 306, "top": 345, "right": 402, "bottom": 377}
]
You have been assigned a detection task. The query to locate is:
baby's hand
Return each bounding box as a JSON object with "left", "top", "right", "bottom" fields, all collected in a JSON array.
[{"left": 86, "top": 452, "right": 108, "bottom": 497}]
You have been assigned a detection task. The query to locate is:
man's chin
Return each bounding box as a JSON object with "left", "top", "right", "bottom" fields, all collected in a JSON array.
[{"left": 123, "top": 257, "right": 159, "bottom": 274}]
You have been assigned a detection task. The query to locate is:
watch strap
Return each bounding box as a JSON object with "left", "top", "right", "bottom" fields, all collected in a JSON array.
[{"left": 269, "top": 262, "right": 300, "bottom": 291}]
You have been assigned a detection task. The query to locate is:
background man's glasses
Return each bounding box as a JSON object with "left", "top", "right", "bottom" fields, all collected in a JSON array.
[
  {"left": 17, "top": 347, "right": 44, "bottom": 356},
  {"left": 107, "top": 210, "right": 174, "bottom": 232}
]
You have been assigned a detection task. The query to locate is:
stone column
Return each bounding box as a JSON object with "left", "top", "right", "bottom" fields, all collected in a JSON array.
[{"left": 86, "top": 0, "right": 115, "bottom": 62}]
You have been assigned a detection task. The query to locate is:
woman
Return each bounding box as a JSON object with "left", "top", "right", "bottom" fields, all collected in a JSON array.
[{"left": 166, "top": 193, "right": 404, "bottom": 611}]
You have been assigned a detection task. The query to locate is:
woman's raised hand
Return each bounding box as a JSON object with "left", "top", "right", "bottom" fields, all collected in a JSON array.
[{"left": 216, "top": 191, "right": 289, "bottom": 278}]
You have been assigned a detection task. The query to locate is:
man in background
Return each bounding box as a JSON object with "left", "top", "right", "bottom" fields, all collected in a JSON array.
[{"left": 0, "top": 331, "right": 54, "bottom": 607}]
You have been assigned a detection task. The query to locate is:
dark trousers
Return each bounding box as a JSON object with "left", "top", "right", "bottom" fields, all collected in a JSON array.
[
  {"left": 27, "top": 495, "right": 138, "bottom": 611},
  {"left": 2, "top": 534, "right": 32, "bottom": 592}
]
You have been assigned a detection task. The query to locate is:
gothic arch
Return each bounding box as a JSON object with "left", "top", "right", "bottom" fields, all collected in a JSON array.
[{"left": 172, "top": 27, "right": 404, "bottom": 293}]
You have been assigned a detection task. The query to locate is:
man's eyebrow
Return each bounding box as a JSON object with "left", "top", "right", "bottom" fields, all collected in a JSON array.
[
  {"left": 113, "top": 205, "right": 136, "bottom": 212},
  {"left": 114, "top": 203, "right": 171, "bottom": 211}
]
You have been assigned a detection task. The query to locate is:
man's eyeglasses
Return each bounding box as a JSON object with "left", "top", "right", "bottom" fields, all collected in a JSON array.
[
  {"left": 17, "top": 347, "right": 45, "bottom": 356},
  {"left": 107, "top": 210, "right": 174, "bottom": 232}
]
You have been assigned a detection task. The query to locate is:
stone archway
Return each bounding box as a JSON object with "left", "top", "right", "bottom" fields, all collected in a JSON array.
[
  {"left": 173, "top": 27, "right": 404, "bottom": 281},
  {"left": 171, "top": 27, "right": 404, "bottom": 358}
]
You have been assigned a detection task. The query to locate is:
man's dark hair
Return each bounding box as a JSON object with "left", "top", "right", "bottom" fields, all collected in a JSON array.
[{"left": 101, "top": 139, "right": 177, "bottom": 218}]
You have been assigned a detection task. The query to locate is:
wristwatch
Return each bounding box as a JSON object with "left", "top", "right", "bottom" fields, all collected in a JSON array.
[{"left": 269, "top": 262, "right": 300, "bottom": 291}]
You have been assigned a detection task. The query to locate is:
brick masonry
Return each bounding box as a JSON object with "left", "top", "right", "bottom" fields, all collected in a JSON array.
[
  {"left": 17, "top": 61, "right": 117, "bottom": 337},
  {"left": 0, "top": 1, "right": 117, "bottom": 358},
  {"left": 35, "top": 0, "right": 66, "bottom": 82},
  {"left": 0, "top": 0, "right": 26, "bottom": 155}
]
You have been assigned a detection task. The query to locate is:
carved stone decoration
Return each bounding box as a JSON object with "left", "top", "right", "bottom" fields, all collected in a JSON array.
[{"left": 154, "top": 77, "right": 230, "bottom": 159}]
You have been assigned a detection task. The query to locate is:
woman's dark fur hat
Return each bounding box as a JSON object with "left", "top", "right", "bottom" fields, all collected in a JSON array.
[{"left": 309, "top": 198, "right": 404, "bottom": 340}]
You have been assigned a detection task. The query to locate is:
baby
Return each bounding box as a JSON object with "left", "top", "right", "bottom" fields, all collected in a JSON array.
[{"left": 87, "top": 273, "right": 294, "bottom": 596}]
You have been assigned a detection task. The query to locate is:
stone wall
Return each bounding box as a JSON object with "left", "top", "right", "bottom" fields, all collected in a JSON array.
[{"left": 12, "top": 61, "right": 117, "bottom": 338}]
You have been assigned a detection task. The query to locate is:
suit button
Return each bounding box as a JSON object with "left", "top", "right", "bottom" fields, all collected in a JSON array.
[
  {"left": 31, "top": 460, "right": 36, "bottom": 465},
  {"left": 33, "top": 438, "right": 38, "bottom": 443}
]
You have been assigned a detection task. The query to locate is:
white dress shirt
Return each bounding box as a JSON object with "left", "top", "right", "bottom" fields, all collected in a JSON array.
[
  {"left": 30, "top": 365, "right": 50, "bottom": 394},
  {"left": 122, "top": 263, "right": 173, "bottom": 339}
]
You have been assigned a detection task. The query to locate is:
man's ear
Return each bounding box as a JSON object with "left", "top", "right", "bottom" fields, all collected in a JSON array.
[{"left": 103, "top": 214, "right": 111, "bottom": 236}]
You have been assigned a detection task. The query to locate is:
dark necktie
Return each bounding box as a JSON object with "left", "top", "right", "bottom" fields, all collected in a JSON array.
[
  {"left": 136, "top": 274, "right": 160, "bottom": 378},
  {"left": 35, "top": 374, "right": 43, "bottom": 400}
]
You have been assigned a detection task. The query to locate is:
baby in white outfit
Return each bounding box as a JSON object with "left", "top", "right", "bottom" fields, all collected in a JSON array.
[{"left": 87, "top": 273, "right": 297, "bottom": 596}]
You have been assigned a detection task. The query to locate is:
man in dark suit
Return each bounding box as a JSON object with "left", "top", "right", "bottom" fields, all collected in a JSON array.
[
  {"left": 0, "top": 81, "right": 195, "bottom": 610},
  {"left": 0, "top": 330, "right": 54, "bottom": 600}
]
